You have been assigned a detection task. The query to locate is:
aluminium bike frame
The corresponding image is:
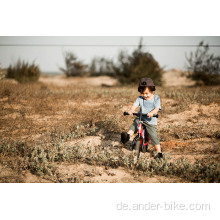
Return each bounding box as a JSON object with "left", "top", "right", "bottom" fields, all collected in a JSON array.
[{"left": 136, "top": 114, "right": 150, "bottom": 150}]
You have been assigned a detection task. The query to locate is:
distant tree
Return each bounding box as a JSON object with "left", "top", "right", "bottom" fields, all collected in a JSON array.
[
  {"left": 113, "top": 38, "right": 163, "bottom": 85},
  {"left": 89, "top": 57, "right": 115, "bottom": 76},
  {"left": 61, "top": 39, "right": 163, "bottom": 85},
  {"left": 186, "top": 41, "right": 220, "bottom": 85},
  {"left": 60, "top": 52, "right": 88, "bottom": 77}
]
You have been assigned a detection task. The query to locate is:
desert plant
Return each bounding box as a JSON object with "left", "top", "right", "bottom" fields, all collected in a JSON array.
[
  {"left": 113, "top": 38, "right": 163, "bottom": 85},
  {"left": 0, "top": 63, "right": 4, "bottom": 80},
  {"left": 89, "top": 57, "right": 115, "bottom": 76},
  {"left": 186, "top": 41, "right": 220, "bottom": 85},
  {"left": 6, "top": 59, "right": 40, "bottom": 83},
  {"left": 1, "top": 140, "right": 220, "bottom": 182},
  {"left": 60, "top": 52, "right": 88, "bottom": 77},
  {"left": 0, "top": 63, "right": 7, "bottom": 81}
]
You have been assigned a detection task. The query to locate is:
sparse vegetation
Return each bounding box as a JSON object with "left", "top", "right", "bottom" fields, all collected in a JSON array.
[
  {"left": 186, "top": 41, "right": 220, "bottom": 85},
  {"left": 0, "top": 79, "right": 219, "bottom": 183},
  {"left": 60, "top": 52, "right": 88, "bottom": 77},
  {"left": 6, "top": 59, "right": 40, "bottom": 83},
  {"left": 89, "top": 57, "right": 115, "bottom": 77},
  {"left": 0, "top": 63, "right": 5, "bottom": 80},
  {"left": 0, "top": 140, "right": 219, "bottom": 183},
  {"left": 62, "top": 38, "right": 163, "bottom": 85},
  {"left": 159, "top": 86, "right": 220, "bottom": 109}
]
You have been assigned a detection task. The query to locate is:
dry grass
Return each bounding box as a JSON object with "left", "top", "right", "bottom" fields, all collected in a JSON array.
[{"left": 0, "top": 78, "right": 220, "bottom": 183}]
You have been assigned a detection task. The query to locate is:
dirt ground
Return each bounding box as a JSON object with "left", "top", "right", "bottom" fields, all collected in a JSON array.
[
  {"left": 162, "top": 68, "right": 195, "bottom": 87},
  {"left": 0, "top": 70, "right": 220, "bottom": 183}
]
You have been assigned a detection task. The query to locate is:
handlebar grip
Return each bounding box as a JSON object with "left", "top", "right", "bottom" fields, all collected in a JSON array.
[{"left": 124, "top": 112, "right": 158, "bottom": 118}]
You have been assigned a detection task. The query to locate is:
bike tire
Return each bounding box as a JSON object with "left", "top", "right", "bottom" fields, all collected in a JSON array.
[{"left": 135, "top": 140, "right": 141, "bottom": 159}]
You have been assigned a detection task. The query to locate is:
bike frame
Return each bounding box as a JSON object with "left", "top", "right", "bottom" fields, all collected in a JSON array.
[
  {"left": 123, "top": 112, "right": 158, "bottom": 151},
  {"left": 137, "top": 116, "right": 150, "bottom": 149}
]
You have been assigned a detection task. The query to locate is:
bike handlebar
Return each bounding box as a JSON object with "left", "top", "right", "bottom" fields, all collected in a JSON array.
[{"left": 124, "top": 112, "right": 158, "bottom": 118}]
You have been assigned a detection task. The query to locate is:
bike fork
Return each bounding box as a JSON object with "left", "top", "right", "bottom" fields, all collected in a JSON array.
[{"left": 138, "top": 123, "right": 142, "bottom": 138}]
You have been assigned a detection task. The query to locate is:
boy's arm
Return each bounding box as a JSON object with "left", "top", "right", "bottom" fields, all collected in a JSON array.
[
  {"left": 128, "top": 105, "right": 137, "bottom": 115},
  {"left": 147, "top": 107, "right": 159, "bottom": 117}
]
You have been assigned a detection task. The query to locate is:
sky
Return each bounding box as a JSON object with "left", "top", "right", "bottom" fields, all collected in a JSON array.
[{"left": 0, "top": 36, "right": 220, "bottom": 73}]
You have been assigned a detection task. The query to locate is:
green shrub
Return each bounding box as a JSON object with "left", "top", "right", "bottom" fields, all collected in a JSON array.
[
  {"left": 60, "top": 52, "right": 88, "bottom": 77},
  {"left": 7, "top": 60, "right": 40, "bottom": 83},
  {"left": 0, "top": 63, "right": 6, "bottom": 80},
  {"left": 86, "top": 38, "right": 163, "bottom": 85},
  {"left": 89, "top": 57, "right": 115, "bottom": 77},
  {"left": 186, "top": 41, "right": 220, "bottom": 85},
  {"left": 0, "top": 63, "right": 3, "bottom": 80},
  {"left": 1, "top": 139, "right": 220, "bottom": 182},
  {"left": 113, "top": 39, "right": 163, "bottom": 85}
]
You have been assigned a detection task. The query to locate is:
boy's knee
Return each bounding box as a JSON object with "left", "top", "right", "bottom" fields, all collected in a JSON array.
[
  {"left": 127, "top": 130, "right": 134, "bottom": 136},
  {"left": 151, "top": 139, "right": 160, "bottom": 145}
]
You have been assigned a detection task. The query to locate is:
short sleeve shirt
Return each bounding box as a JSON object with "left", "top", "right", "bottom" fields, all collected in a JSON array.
[{"left": 133, "top": 95, "right": 161, "bottom": 125}]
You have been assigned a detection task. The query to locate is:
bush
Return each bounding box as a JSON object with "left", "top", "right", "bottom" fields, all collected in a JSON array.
[
  {"left": 113, "top": 39, "right": 163, "bottom": 85},
  {"left": 89, "top": 57, "right": 115, "bottom": 77},
  {"left": 60, "top": 40, "right": 163, "bottom": 85},
  {"left": 0, "top": 63, "right": 4, "bottom": 80},
  {"left": 60, "top": 52, "right": 88, "bottom": 77},
  {"left": 7, "top": 60, "right": 40, "bottom": 83},
  {"left": 186, "top": 41, "right": 220, "bottom": 85}
]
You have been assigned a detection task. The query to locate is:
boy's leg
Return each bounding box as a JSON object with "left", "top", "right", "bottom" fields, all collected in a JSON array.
[
  {"left": 121, "top": 132, "right": 130, "bottom": 144},
  {"left": 144, "top": 122, "right": 163, "bottom": 158},
  {"left": 154, "top": 145, "right": 163, "bottom": 158},
  {"left": 127, "top": 130, "right": 134, "bottom": 136},
  {"left": 128, "top": 117, "right": 139, "bottom": 134},
  {"left": 121, "top": 118, "right": 139, "bottom": 144},
  {"left": 154, "top": 144, "right": 162, "bottom": 153}
]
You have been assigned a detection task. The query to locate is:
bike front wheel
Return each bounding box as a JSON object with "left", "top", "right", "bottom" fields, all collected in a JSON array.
[
  {"left": 142, "top": 144, "right": 148, "bottom": 153},
  {"left": 134, "top": 140, "right": 141, "bottom": 159}
]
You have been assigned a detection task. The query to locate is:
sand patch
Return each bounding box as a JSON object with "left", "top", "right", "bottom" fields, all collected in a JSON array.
[
  {"left": 65, "top": 136, "right": 102, "bottom": 147},
  {"left": 161, "top": 140, "right": 189, "bottom": 151},
  {"left": 0, "top": 97, "right": 8, "bottom": 102},
  {"left": 161, "top": 103, "right": 220, "bottom": 126},
  {"left": 39, "top": 75, "right": 118, "bottom": 87},
  {"left": 0, "top": 164, "right": 51, "bottom": 183},
  {"left": 2, "top": 112, "right": 21, "bottom": 119},
  {"left": 54, "top": 162, "right": 184, "bottom": 183},
  {"left": 163, "top": 69, "right": 195, "bottom": 87}
]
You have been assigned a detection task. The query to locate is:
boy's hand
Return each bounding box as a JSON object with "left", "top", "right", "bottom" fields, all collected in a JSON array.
[
  {"left": 128, "top": 110, "right": 133, "bottom": 115},
  {"left": 147, "top": 112, "right": 154, "bottom": 117}
]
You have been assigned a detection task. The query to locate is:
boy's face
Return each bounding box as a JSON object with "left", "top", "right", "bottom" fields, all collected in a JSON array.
[{"left": 141, "top": 87, "right": 152, "bottom": 98}]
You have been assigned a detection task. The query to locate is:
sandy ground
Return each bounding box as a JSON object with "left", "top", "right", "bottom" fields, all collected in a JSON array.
[
  {"left": 39, "top": 69, "right": 194, "bottom": 88},
  {"left": 0, "top": 69, "right": 219, "bottom": 183},
  {"left": 162, "top": 69, "right": 195, "bottom": 87},
  {"left": 39, "top": 74, "right": 118, "bottom": 87}
]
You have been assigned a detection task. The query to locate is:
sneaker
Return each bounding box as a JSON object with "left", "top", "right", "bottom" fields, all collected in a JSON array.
[
  {"left": 121, "top": 132, "right": 130, "bottom": 144},
  {"left": 154, "top": 152, "right": 163, "bottom": 159}
]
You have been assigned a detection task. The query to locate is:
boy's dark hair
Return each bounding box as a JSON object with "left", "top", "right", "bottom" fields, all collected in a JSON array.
[
  {"left": 138, "top": 86, "right": 156, "bottom": 93},
  {"left": 138, "top": 78, "right": 156, "bottom": 93}
]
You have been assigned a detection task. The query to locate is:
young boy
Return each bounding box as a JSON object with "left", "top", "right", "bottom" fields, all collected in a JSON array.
[{"left": 121, "top": 78, "right": 163, "bottom": 159}]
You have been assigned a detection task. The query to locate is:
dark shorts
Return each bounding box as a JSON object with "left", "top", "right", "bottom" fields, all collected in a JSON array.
[{"left": 129, "top": 117, "right": 160, "bottom": 145}]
